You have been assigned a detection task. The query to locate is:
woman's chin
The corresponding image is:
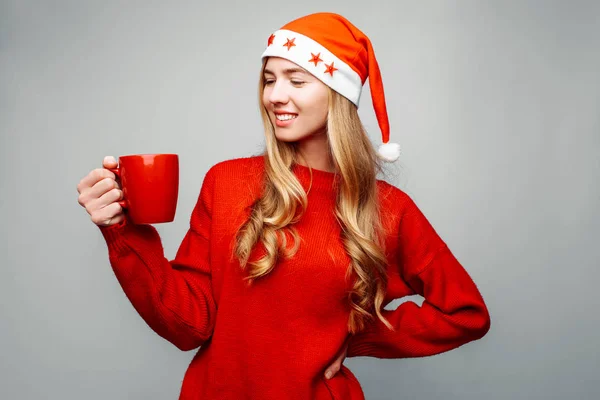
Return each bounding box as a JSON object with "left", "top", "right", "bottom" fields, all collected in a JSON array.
[{"left": 274, "top": 132, "right": 302, "bottom": 143}]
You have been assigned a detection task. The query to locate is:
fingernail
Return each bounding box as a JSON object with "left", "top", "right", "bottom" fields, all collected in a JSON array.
[{"left": 325, "top": 371, "right": 332, "bottom": 379}]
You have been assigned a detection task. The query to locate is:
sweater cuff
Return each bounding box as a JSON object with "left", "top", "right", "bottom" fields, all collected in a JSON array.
[
  {"left": 346, "top": 315, "right": 402, "bottom": 359},
  {"left": 98, "top": 218, "right": 138, "bottom": 257},
  {"left": 346, "top": 331, "right": 382, "bottom": 358}
]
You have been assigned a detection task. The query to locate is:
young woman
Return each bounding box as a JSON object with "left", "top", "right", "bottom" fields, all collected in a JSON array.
[{"left": 77, "top": 12, "right": 490, "bottom": 400}]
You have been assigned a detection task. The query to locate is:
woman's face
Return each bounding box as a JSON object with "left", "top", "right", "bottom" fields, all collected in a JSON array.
[{"left": 262, "top": 57, "right": 329, "bottom": 143}]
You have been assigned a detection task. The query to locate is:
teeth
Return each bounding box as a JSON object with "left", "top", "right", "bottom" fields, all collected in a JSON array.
[{"left": 276, "top": 114, "right": 297, "bottom": 121}]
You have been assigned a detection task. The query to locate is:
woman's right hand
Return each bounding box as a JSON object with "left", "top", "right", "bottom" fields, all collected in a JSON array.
[{"left": 77, "top": 156, "right": 125, "bottom": 227}]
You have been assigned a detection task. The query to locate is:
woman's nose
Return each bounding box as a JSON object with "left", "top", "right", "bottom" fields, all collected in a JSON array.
[{"left": 268, "top": 81, "right": 289, "bottom": 104}]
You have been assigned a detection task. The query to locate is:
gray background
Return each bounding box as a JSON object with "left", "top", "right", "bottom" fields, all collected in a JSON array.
[{"left": 1, "top": 0, "right": 598, "bottom": 399}]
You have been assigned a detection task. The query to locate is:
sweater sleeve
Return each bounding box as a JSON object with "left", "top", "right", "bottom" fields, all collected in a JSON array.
[
  {"left": 346, "top": 192, "right": 491, "bottom": 359},
  {"left": 97, "top": 166, "right": 218, "bottom": 351}
]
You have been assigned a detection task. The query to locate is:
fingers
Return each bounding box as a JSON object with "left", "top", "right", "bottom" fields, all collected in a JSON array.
[
  {"left": 77, "top": 155, "right": 125, "bottom": 227},
  {"left": 78, "top": 177, "right": 120, "bottom": 208},
  {"left": 76, "top": 156, "right": 117, "bottom": 194},
  {"left": 90, "top": 202, "right": 125, "bottom": 227},
  {"left": 91, "top": 184, "right": 123, "bottom": 210},
  {"left": 103, "top": 155, "right": 118, "bottom": 168},
  {"left": 87, "top": 187, "right": 125, "bottom": 227},
  {"left": 324, "top": 338, "right": 350, "bottom": 380},
  {"left": 77, "top": 167, "right": 116, "bottom": 194},
  {"left": 324, "top": 353, "right": 344, "bottom": 380},
  {"left": 325, "top": 364, "right": 340, "bottom": 379}
]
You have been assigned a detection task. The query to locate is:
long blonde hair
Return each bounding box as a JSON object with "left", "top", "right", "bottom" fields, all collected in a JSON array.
[{"left": 234, "top": 59, "right": 394, "bottom": 334}]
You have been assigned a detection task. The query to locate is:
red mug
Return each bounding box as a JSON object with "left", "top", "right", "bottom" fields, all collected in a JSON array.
[{"left": 105, "top": 154, "right": 179, "bottom": 224}]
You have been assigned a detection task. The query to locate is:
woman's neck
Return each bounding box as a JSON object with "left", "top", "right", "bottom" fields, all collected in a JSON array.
[{"left": 294, "top": 132, "right": 335, "bottom": 173}]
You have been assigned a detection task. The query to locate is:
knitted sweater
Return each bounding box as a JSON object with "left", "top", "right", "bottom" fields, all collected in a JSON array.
[{"left": 99, "top": 155, "right": 490, "bottom": 399}]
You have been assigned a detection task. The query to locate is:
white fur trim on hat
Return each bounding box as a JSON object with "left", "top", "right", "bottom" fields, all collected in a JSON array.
[{"left": 261, "top": 29, "right": 363, "bottom": 106}]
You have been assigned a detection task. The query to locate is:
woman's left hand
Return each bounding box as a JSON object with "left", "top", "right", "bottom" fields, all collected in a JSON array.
[{"left": 324, "top": 337, "right": 349, "bottom": 380}]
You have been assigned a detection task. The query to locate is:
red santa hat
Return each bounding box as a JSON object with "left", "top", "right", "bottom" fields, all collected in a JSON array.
[{"left": 261, "top": 12, "right": 401, "bottom": 162}]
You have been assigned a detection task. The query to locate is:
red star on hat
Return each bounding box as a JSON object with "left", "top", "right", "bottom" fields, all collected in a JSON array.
[
  {"left": 267, "top": 34, "right": 275, "bottom": 46},
  {"left": 283, "top": 38, "right": 296, "bottom": 50},
  {"left": 309, "top": 52, "right": 323, "bottom": 66},
  {"left": 324, "top": 62, "right": 338, "bottom": 76}
]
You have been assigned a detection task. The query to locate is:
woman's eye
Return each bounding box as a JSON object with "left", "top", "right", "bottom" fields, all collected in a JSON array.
[{"left": 263, "top": 79, "right": 304, "bottom": 86}]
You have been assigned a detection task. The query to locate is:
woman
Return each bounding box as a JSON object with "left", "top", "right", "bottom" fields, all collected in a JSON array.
[{"left": 77, "top": 12, "right": 490, "bottom": 400}]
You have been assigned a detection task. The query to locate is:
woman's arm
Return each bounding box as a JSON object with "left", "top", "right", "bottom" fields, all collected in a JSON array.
[
  {"left": 346, "top": 191, "right": 490, "bottom": 359},
  {"left": 98, "top": 167, "right": 219, "bottom": 351}
]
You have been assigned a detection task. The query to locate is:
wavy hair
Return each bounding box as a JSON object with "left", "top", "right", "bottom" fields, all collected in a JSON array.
[{"left": 233, "top": 59, "right": 394, "bottom": 334}]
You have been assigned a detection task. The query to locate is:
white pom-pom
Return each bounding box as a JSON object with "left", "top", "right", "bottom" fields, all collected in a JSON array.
[{"left": 377, "top": 142, "right": 401, "bottom": 162}]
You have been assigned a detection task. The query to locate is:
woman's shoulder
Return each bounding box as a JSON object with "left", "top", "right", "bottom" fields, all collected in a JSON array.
[
  {"left": 207, "top": 155, "right": 264, "bottom": 177},
  {"left": 375, "top": 178, "right": 409, "bottom": 202},
  {"left": 375, "top": 178, "right": 423, "bottom": 218},
  {"left": 206, "top": 155, "right": 264, "bottom": 182},
  {"left": 202, "top": 155, "right": 265, "bottom": 201}
]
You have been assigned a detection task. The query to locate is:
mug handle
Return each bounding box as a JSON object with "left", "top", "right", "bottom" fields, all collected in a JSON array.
[{"left": 105, "top": 167, "right": 128, "bottom": 209}]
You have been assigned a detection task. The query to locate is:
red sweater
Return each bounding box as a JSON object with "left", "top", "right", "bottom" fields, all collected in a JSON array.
[{"left": 99, "top": 155, "right": 490, "bottom": 399}]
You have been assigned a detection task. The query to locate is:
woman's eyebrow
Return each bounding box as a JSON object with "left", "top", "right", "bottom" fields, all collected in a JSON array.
[{"left": 263, "top": 68, "right": 308, "bottom": 76}]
